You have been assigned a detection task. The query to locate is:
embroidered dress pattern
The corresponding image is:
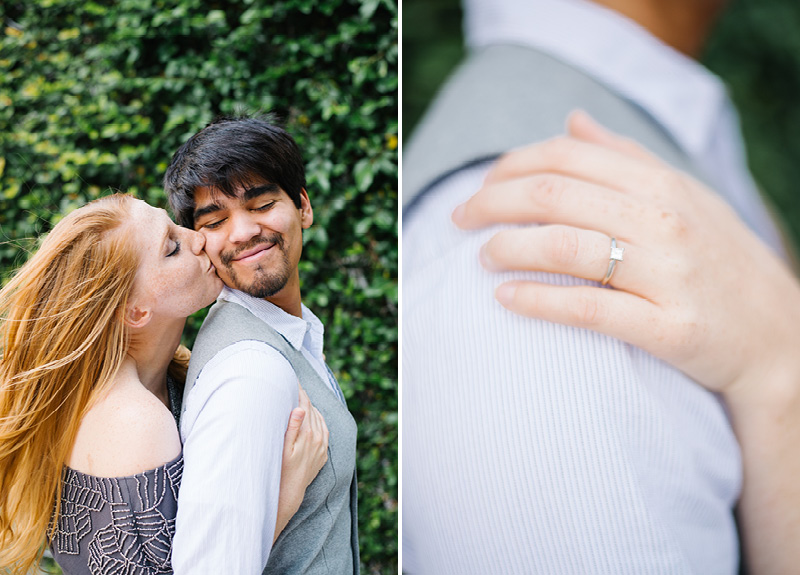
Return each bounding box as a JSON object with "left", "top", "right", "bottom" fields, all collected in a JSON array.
[{"left": 51, "top": 455, "right": 183, "bottom": 575}]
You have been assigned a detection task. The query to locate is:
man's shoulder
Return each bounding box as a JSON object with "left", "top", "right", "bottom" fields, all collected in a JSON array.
[
  {"left": 199, "top": 339, "right": 289, "bottom": 371},
  {"left": 184, "top": 340, "right": 298, "bottom": 414},
  {"left": 199, "top": 297, "right": 261, "bottom": 329},
  {"left": 186, "top": 300, "right": 294, "bottom": 393},
  {"left": 404, "top": 44, "right": 694, "bottom": 207},
  {"left": 194, "top": 300, "right": 282, "bottom": 350}
]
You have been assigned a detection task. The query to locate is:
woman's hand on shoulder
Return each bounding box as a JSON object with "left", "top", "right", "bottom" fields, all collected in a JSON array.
[
  {"left": 452, "top": 111, "right": 800, "bottom": 405},
  {"left": 282, "top": 385, "right": 329, "bottom": 485},
  {"left": 274, "top": 384, "right": 329, "bottom": 541}
]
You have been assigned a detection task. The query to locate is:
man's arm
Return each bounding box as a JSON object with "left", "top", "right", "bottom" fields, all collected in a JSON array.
[
  {"left": 403, "top": 163, "right": 741, "bottom": 574},
  {"left": 172, "top": 341, "right": 299, "bottom": 575}
]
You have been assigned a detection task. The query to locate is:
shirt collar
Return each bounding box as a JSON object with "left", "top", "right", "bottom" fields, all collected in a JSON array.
[
  {"left": 463, "top": 0, "right": 728, "bottom": 157},
  {"left": 218, "top": 286, "right": 324, "bottom": 352}
]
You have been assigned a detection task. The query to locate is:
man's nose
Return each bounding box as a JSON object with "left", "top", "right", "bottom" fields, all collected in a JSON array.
[{"left": 228, "top": 211, "right": 261, "bottom": 243}]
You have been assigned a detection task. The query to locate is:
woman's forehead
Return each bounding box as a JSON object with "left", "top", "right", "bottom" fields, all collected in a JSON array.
[{"left": 133, "top": 200, "right": 170, "bottom": 222}]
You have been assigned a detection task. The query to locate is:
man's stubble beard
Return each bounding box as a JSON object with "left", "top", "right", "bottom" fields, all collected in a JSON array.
[{"left": 220, "top": 234, "right": 292, "bottom": 298}]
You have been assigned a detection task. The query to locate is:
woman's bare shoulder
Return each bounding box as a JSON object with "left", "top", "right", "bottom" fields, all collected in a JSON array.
[{"left": 68, "top": 377, "right": 181, "bottom": 478}]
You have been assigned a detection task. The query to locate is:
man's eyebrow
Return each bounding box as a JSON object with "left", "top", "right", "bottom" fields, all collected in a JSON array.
[
  {"left": 243, "top": 183, "right": 279, "bottom": 201},
  {"left": 193, "top": 202, "right": 223, "bottom": 223}
]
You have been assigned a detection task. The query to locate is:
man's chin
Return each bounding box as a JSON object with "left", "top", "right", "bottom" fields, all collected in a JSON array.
[{"left": 229, "top": 274, "right": 289, "bottom": 299}]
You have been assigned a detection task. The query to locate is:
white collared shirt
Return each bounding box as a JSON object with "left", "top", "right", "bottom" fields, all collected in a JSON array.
[
  {"left": 172, "top": 287, "right": 334, "bottom": 574},
  {"left": 403, "top": 1, "right": 781, "bottom": 573}
]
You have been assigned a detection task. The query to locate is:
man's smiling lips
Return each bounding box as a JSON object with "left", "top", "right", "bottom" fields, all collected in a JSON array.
[{"left": 232, "top": 242, "right": 274, "bottom": 263}]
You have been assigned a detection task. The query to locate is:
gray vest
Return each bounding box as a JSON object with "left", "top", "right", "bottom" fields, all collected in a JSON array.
[
  {"left": 185, "top": 300, "right": 360, "bottom": 574},
  {"left": 403, "top": 44, "right": 711, "bottom": 209}
]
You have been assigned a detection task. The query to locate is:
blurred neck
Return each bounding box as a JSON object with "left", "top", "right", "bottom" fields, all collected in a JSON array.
[
  {"left": 126, "top": 316, "right": 186, "bottom": 406},
  {"left": 591, "top": 0, "right": 726, "bottom": 57}
]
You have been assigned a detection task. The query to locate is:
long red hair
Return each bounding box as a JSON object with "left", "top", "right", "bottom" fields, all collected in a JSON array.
[{"left": 0, "top": 194, "right": 186, "bottom": 573}]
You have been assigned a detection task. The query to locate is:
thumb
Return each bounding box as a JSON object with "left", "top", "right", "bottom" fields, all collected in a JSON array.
[
  {"left": 284, "top": 407, "right": 306, "bottom": 447},
  {"left": 567, "top": 110, "right": 663, "bottom": 167}
]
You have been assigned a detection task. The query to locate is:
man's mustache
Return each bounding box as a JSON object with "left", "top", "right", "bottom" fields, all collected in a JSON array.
[{"left": 220, "top": 234, "right": 284, "bottom": 266}]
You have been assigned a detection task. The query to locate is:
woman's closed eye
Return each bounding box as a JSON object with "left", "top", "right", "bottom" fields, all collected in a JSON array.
[{"left": 166, "top": 240, "right": 181, "bottom": 257}]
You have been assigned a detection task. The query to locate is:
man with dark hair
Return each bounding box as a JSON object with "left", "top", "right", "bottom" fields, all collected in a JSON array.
[{"left": 164, "top": 116, "right": 359, "bottom": 574}]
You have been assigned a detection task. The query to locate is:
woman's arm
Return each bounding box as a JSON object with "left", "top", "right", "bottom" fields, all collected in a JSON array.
[
  {"left": 452, "top": 111, "right": 800, "bottom": 573},
  {"left": 274, "top": 385, "right": 329, "bottom": 542}
]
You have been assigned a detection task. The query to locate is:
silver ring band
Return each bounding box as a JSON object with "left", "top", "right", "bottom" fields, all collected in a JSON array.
[{"left": 601, "top": 238, "right": 624, "bottom": 286}]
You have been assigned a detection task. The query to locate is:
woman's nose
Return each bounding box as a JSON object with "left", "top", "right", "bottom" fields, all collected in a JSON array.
[{"left": 190, "top": 230, "right": 206, "bottom": 255}]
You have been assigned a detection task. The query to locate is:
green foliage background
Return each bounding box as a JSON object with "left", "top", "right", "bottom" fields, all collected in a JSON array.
[
  {"left": 1, "top": 0, "right": 397, "bottom": 573},
  {"left": 403, "top": 0, "right": 800, "bottom": 254}
]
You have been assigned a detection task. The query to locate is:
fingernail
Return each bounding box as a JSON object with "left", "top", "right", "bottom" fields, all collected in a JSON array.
[
  {"left": 495, "top": 283, "right": 517, "bottom": 306},
  {"left": 451, "top": 203, "right": 466, "bottom": 225},
  {"left": 479, "top": 244, "right": 499, "bottom": 271}
]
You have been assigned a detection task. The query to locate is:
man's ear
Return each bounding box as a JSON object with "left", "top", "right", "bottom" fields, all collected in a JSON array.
[
  {"left": 123, "top": 303, "right": 152, "bottom": 329},
  {"left": 299, "top": 188, "right": 314, "bottom": 229}
]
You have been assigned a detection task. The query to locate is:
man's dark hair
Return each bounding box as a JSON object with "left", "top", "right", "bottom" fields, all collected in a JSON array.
[{"left": 163, "top": 115, "right": 306, "bottom": 229}]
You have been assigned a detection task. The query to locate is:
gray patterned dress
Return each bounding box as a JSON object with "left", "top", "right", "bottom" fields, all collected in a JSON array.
[{"left": 51, "top": 377, "right": 184, "bottom": 575}]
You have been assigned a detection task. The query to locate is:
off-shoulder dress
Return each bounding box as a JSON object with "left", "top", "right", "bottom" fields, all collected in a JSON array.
[{"left": 50, "top": 377, "right": 184, "bottom": 575}]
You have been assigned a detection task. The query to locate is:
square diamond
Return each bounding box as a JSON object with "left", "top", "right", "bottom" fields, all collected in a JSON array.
[{"left": 610, "top": 246, "right": 625, "bottom": 261}]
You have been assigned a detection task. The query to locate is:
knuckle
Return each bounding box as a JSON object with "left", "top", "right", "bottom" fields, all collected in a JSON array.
[
  {"left": 652, "top": 167, "right": 681, "bottom": 190},
  {"left": 673, "top": 305, "right": 701, "bottom": 344},
  {"left": 672, "top": 257, "right": 694, "bottom": 283},
  {"left": 651, "top": 169, "right": 687, "bottom": 203},
  {"left": 529, "top": 174, "right": 566, "bottom": 210},
  {"left": 543, "top": 226, "right": 581, "bottom": 266},
  {"left": 568, "top": 294, "right": 606, "bottom": 325},
  {"left": 658, "top": 208, "right": 689, "bottom": 240},
  {"left": 543, "top": 136, "right": 578, "bottom": 168}
]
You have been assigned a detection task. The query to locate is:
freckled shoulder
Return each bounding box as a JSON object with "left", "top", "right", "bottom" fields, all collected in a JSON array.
[{"left": 68, "top": 378, "right": 181, "bottom": 478}]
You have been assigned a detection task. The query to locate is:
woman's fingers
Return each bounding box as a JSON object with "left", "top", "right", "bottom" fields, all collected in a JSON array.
[
  {"left": 566, "top": 111, "right": 665, "bottom": 168},
  {"left": 483, "top": 135, "right": 668, "bottom": 197},
  {"left": 284, "top": 407, "right": 306, "bottom": 450},
  {"left": 307, "top": 402, "right": 322, "bottom": 438},
  {"left": 304, "top": 399, "right": 329, "bottom": 458},
  {"left": 480, "top": 225, "right": 652, "bottom": 293},
  {"left": 313, "top": 406, "right": 328, "bottom": 436},
  {"left": 298, "top": 385, "right": 311, "bottom": 414},
  {"left": 314, "top": 405, "right": 330, "bottom": 461},
  {"left": 306, "top": 403, "right": 328, "bottom": 467},
  {"left": 494, "top": 281, "right": 661, "bottom": 346},
  {"left": 453, "top": 174, "right": 648, "bottom": 234}
]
